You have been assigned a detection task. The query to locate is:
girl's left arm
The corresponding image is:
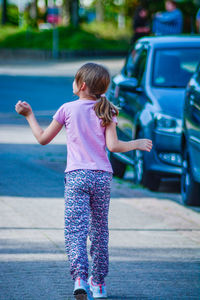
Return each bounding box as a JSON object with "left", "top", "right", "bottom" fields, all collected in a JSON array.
[
  {"left": 15, "top": 100, "right": 63, "bottom": 145},
  {"left": 106, "top": 121, "right": 152, "bottom": 153}
]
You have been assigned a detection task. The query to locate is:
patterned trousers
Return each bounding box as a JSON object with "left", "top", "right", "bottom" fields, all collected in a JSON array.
[{"left": 64, "top": 169, "right": 112, "bottom": 284}]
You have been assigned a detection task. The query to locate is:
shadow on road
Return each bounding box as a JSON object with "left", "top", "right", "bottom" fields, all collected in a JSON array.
[
  {"left": 0, "top": 143, "right": 65, "bottom": 198},
  {"left": 2, "top": 143, "right": 199, "bottom": 214},
  {"left": 0, "top": 143, "right": 183, "bottom": 202},
  {"left": 0, "top": 240, "right": 199, "bottom": 299}
]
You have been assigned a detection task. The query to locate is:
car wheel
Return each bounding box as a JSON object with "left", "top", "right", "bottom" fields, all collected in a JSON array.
[
  {"left": 133, "top": 149, "right": 145, "bottom": 184},
  {"left": 133, "top": 132, "right": 160, "bottom": 191},
  {"left": 181, "top": 146, "right": 200, "bottom": 206},
  {"left": 109, "top": 152, "right": 126, "bottom": 178}
]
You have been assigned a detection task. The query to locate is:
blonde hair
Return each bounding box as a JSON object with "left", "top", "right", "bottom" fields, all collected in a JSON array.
[{"left": 75, "top": 62, "right": 119, "bottom": 127}]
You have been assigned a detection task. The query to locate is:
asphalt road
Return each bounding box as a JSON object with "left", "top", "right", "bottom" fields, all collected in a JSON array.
[
  {"left": 0, "top": 59, "right": 200, "bottom": 299},
  {"left": 0, "top": 75, "right": 73, "bottom": 114},
  {"left": 0, "top": 58, "right": 124, "bottom": 123}
]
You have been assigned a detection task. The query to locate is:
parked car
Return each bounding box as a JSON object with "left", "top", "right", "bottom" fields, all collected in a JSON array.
[
  {"left": 107, "top": 36, "right": 200, "bottom": 191},
  {"left": 181, "top": 63, "right": 200, "bottom": 206}
]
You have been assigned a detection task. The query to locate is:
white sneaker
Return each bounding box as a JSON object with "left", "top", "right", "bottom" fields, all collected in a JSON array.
[
  {"left": 74, "top": 277, "right": 93, "bottom": 300},
  {"left": 88, "top": 276, "right": 107, "bottom": 299}
]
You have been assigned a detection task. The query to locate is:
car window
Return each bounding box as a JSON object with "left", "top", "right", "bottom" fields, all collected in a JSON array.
[
  {"left": 136, "top": 50, "right": 147, "bottom": 84},
  {"left": 152, "top": 48, "right": 200, "bottom": 88},
  {"left": 124, "top": 48, "right": 147, "bottom": 83},
  {"left": 124, "top": 49, "right": 141, "bottom": 77}
]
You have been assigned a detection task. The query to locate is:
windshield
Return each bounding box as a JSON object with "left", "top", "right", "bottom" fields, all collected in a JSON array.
[{"left": 152, "top": 48, "right": 200, "bottom": 88}]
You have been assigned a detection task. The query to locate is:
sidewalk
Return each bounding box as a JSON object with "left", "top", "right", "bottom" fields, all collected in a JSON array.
[
  {"left": 0, "top": 57, "right": 124, "bottom": 77},
  {"left": 0, "top": 59, "right": 200, "bottom": 299}
]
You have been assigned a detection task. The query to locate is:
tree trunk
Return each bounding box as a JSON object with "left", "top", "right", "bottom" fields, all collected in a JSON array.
[
  {"left": 96, "top": 0, "right": 104, "bottom": 22},
  {"left": 33, "top": 0, "right": 38, "bottom": 20},
  {"left": 2, "top": 0, "right": 7, "bottom": 25},
  {"left": 71, "top": 0, "right": 79, "bottom": 27},
  {"left": 63, "top": 0, "right": 71, "bottom": 25},
  {"left": 63, "top": 0, "right": 79, "bottom": 27}
]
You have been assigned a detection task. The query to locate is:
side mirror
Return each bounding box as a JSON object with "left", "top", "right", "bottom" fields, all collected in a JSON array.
[{"left": 118, "top": 78, "right": 138, "bottom": 92}]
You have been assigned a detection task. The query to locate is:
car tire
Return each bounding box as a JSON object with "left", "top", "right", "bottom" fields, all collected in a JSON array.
[
  {"left": 109, "top": 152, "right": 126, "bottom": 178},
  {"left": 181, "top": 146, "right": 200, "bottom": 206},
  {"left": 133, "top": 131, "right": 160, "bottom": 191}
]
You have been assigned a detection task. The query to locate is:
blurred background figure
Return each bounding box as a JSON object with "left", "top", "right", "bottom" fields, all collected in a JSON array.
[
  {"left": 152, "top": 0, "right": 183, "bottom": 35},
  {"left": 131, "top": 6, "right": 151, "bottom": 44},
  {"left": 196, "top": 7, "right": 200, "bottom": 33}
]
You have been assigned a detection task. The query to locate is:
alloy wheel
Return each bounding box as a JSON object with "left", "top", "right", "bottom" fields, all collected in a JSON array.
[
  {"left": 134, "top": 149, "right": 144, "bottom": 183},
  {"left": 181, "top": 151, "right": 190, "bottom": 203}
]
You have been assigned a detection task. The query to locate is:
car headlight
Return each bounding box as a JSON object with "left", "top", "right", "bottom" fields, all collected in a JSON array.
[{"left": 154, "top": 113, "right": 182, "bottom": 134}]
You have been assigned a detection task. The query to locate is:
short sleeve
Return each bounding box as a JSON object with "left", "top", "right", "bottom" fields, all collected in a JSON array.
[
  {"left": 112, "top": 115, "right": 118, "bottom": 124},
  {"left": 53, "top": 104, "right": 67, "bottom": 125}
]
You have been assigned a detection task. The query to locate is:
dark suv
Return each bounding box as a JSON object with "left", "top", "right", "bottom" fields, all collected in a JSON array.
[
  {"left": 181, "top": 63, "right": 200, "bottom": 206},
  {"left": 108, "top": 36, "right": 200, "bottom": 191}
]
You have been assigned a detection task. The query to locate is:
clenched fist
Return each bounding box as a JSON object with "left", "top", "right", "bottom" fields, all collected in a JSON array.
[{"left": 15, "top": 101, "right": 32, "bottom": 117}]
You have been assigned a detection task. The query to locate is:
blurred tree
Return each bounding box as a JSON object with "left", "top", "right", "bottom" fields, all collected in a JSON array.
[
  {"left": 71, "top": 0, "right": 79, "bottom": 26},
  {"left": 33, "top": 0, "right": 38, "bottom": 20},
  {"left": 63, "top": 0, "right": 79, "bottom": 26},
  {"left": 43, "top": 0, "right": 48, "bottom": 22},
  {"left": 62, "top": 0, "right": 70, "bottom": 24},
  {"left": 8, "top": 4, "right": 19, "bottom": 25},
  {"left": 96, "top": 0, "right": 104, "bottom": 21},
  {"left": 90, "top": 0, "right": 139, "bottom": 26},
  {"left": 1, "top": 0, "right": 7, "bottom": 25}
]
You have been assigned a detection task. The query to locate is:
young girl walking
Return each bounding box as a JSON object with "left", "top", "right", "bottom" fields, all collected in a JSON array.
[{"left": 15, "top": 62, "right": 152, "bottom": 300}]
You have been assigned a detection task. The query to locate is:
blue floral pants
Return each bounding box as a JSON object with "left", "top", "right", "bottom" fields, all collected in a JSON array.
[{"left": 64, "top": 169, "right": 112, "bottom": 284}]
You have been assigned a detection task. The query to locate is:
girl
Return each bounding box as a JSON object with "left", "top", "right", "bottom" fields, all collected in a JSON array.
[{"left": 15, "top": 62, "right": 152, "bottom": 300}]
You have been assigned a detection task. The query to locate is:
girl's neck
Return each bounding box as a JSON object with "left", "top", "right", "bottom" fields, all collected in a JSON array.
[
  {"left": 78, "top": 91, "right": 96, "bottom": 101},
  {"left": 79, "top": 97, "right": 96, "bottom": 101}
]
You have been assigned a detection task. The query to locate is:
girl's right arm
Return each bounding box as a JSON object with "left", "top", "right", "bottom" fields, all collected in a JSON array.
[
  {"left": 15, "top": 101, "right": 63, "bottom": 145},
  {"left": 106, "top": 121, "right": 152, "bottom": 153}
]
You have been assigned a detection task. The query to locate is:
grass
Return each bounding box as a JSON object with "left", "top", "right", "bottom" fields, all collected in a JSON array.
[
  {"left": 114, "top": 176, "right": 144, "bottom": 190},
  {"left": 0, "top": 22, "right": 131, "bottom": 51}
]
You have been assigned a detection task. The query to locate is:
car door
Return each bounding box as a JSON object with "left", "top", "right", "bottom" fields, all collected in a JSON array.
[
  {"left": 116, "top": 46, "right": 149, "bottom": 143},
  {"left": 186, "top": 64, "right": 200, "bottom": 173}
]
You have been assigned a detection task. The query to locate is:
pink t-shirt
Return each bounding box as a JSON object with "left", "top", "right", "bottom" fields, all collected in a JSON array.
[{"left": 53, "top": 99, "right": 117, "bottom": 173}]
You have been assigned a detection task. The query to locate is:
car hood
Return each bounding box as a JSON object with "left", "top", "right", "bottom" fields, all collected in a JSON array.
[{"left": 150, "top": 87, "right": 185, "bottom": 119}]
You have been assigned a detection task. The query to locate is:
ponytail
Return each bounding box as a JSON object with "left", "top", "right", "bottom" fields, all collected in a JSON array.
[{"left": 94, "top": 95, "right": 119, "bottom": 127}]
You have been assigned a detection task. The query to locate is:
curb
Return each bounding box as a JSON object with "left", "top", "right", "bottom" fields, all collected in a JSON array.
[{"left": 0, "top": 48, "right": 128, "bottom": 60}]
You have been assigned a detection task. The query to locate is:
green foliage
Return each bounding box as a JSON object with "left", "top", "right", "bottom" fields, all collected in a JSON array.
[
  {"left": 7, "top": 4, "right": 19, "bottom": 26},
  {"left": 0, "top": 26, "right": 19, "bottom": 42},
  {"left": 82, "top": 21, "right": 132, "bottom": 39},
  {"left": 0, "top": 24, "right": 130, "bottom": 51},
  {"left": 0, "top": 4, "right": 19, "bottom": 26}
]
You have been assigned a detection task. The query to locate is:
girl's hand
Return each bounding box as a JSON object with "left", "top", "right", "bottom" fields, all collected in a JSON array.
[
  {"left": 136, "top": 139, "right": 153, "bottom": 152},
  {"left": 15, "top": 100, "right": 32, "bottom": 117}
]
